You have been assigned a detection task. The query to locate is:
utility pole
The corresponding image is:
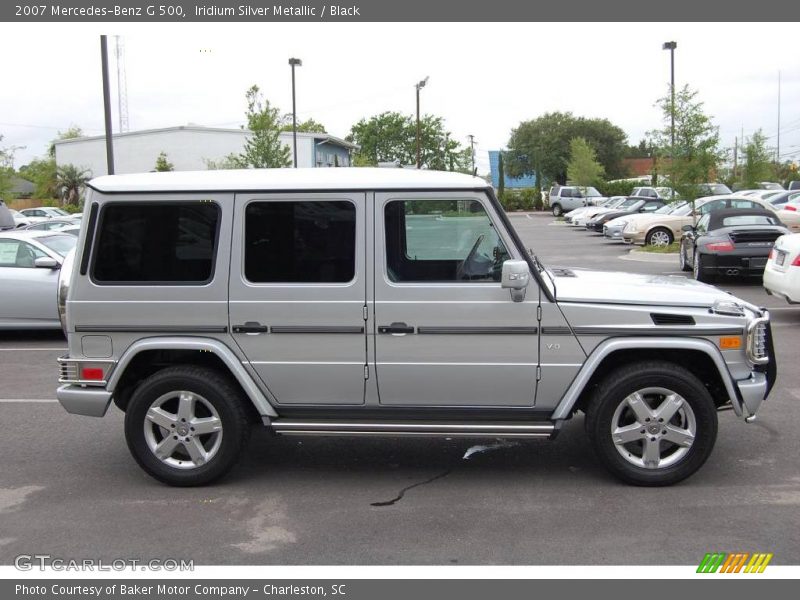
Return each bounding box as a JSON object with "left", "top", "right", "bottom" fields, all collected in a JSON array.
[
  {"left": 662, "top": 41, "right": 677, "bottom": 199},
  {"left": 288, "top": 58, "right": 302, "bottom": 168},
  {"left": 100, "top": 35, "right": 115, "bottom": 175},
  {"left": 777, "top": 70, "right": 781, "bottom": 163},
  {"left": 733, "top": 136, "right": 738, "bottom": 180},
  {"left": 468, "top": 134, "right": 476, "bottom": 175},
  {"left": 415, "top": 76, "right": 428, "bottom": 169}
]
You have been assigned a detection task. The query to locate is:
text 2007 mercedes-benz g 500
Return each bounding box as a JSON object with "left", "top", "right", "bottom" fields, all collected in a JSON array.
[{"left": 56, "top": 168, "right": 776, "bottom": 486}]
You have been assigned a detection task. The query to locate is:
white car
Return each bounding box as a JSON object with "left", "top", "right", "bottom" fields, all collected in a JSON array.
[
  {"left": 10, "top": 210, "right": 31, "bottom": 228},
  {"left": 572, "top": 196, "right": 641, "bottom": 227},
  {"left": 763, "top": 233, "right": 800, "bottom": 304},
  {"left": 564, "top": 197, "right": 622, "bottom": 224},
  {"left": 19, "top": 206, "right": 75, "bottom": 223}
]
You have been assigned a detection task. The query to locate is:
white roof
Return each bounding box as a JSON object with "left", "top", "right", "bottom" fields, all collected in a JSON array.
[{"left": 89, "top": 168, "right": 489, "bottom": 193}]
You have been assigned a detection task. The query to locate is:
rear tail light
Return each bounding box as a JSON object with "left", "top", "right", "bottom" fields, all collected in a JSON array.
[
  {"left": 792, "top": 255, "right": 800, "bottom": 267},
  {"left": 785, "top": 205, "right": 797, "bottom": 211},
  {"left": 705, "top": 241, "right": 735, "bottom": 252},
  {"left": 768, "top": 248, "right": 775, "bottom": 260}
]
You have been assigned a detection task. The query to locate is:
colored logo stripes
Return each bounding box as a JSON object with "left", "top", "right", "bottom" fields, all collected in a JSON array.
[{"left": 697, "top": 552, "right": 773, "bottom": 573}]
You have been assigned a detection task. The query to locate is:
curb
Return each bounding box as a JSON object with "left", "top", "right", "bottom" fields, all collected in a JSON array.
[{"left": 619, "top": 249, "right": 679, "bottom": 263}]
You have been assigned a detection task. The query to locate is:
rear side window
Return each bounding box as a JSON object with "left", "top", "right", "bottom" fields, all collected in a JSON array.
[
  {"left": 244, "top": 200, "right": 356, "bottom": 283},
  {"left": 92, "top": 202, "right": 220, "bottom": 284}
]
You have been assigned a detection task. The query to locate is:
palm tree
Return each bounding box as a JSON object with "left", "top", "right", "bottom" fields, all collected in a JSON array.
[{"left": 55, "top": 164, "right": 90, "bottom": 206}]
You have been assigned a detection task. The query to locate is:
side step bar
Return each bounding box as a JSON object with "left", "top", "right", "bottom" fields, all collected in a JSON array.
[{"left": 271, "top": 420, "right": 558, "bottom": 439}]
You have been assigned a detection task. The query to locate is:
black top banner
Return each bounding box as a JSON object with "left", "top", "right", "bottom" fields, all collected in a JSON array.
[{"left": 2, "top": 0, "right": 797, "bottom": 22}]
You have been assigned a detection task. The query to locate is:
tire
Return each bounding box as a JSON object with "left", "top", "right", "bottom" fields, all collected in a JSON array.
[
  {"left": 645, "top": 227, "right": 673, "bottom": 247},
  {"left": 693, "top": 251, "right": 713, "bottom": 282},
  {"left": 679, "top": 240, "right": 691, "bottom": 272},
  {"left": 552, "top": 203, "right": 563, "bottom": 217},
  {"left": 124, "top": 366, "right": 250, "bottom": 486},
  {"left": 584, "top": 361, "right": 718, "bottom": 486}
]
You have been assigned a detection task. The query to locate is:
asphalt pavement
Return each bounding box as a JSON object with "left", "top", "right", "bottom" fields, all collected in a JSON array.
[{"left": 1, "top": 212, "right": 798, "bottom": 565}]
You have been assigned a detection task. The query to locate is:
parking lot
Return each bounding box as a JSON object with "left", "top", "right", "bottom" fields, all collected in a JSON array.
[{"left": 1, "top": 212, "right": 799, "bottom": 566}]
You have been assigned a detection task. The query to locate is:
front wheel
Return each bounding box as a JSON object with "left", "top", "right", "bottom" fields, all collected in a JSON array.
[
  {"left": 646, "top": 227, "right": 673, "bottom": 247},
  {"left": 585, "top": 361, "right": 718, "bottom": 486},
  {"left": 679, "top": 240, "right": 691, "bottom": 271},
  {"left": 552, "top": 203, "right": 563, "bottom": 217},
  {"left": 124, "top": 366, "right": 250, "bottom": 486}
]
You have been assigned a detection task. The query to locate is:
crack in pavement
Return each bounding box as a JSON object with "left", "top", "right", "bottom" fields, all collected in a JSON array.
[{"left": 370, "top": 469, "right": 452, "bottom": 507}]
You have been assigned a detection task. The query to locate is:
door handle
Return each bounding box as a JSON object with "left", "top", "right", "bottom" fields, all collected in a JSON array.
[
  {"left": 232, "top": 322, "right": 269, "bottom": 334},
  {"left": 378, "top": 322, "right": 415, "bottom": 335}
]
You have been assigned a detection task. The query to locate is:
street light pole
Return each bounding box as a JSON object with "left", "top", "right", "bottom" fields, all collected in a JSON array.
[
  {"left": 415, "top": 76, "right": 428, "bottom": 169},
  {"left": 662, "top": 41, "right": 677, "bottom": 197},
  {"left": 100, "top": 35, "right": 115, "bottom": 175},
  {"left": 288, "top": 58, "right": 302, "bottom": 168}
]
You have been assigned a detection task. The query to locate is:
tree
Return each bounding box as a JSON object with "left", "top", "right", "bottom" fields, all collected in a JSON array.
[
  {"left": 506, "top": 112, "right": 628, "bottom": 186},
  {"left": 18, "top": 157, "right": 58, "bottom": 199},
  {"left": 649, "top": 85, "right": 724, "bottom": 200},
  {"left": 154, "top": 151, "right": 174, "bottom": 172},
  {"left": 567, "top": 137, "right": 605, "bottom": 187},
  {"left": 237, "top": 85, "right": 291, "bottom": 168},
  {"left": 740, "top": 130, "right": 775, "bottom": 189},
  {"left": 497, "top": 151, "right": 505, "bottom": 198},
  {"left": 0, "top": 135, "right": 16, "bottom": 199},
  {"left": 55, "top": 164, "right": 90, "bottom": 206},
  {"left": 48, "top": 126, "right": 84, "bottom": 158},
  {"left": 347, "top": 111, "right": 471, "bottom": 172},
  {"left": 203, "top": 154, "right": 242, "bottom": 170},
  {"left": 280, "top": 118, "right": 326, "bottom": 133}
]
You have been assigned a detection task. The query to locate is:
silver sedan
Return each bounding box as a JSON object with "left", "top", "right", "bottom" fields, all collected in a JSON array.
[{"left": 0, "top": 230, "right": 77, "bottom": 329}]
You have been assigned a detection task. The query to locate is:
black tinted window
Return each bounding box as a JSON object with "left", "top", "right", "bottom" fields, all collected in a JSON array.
[
  {"left": 245, "top": 201, "right": 356, "bottom": 283},
  {"left": 93, "top": 202, "right": 219, "bottom": 284}
]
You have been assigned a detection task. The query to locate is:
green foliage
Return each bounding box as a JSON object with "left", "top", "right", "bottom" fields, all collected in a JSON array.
[
  {"left": 347, "top": 111, "right": 471, "bottom": 171},
  {"left": 567, "top": 137, "right": 605, "bottom": 187},
  {"left": 237, "top": 85, "right": 291, "bottom": 169},
  {"left": 62, "top": 203, "right": 82, "bottom": 214},
  {"left": 497, "top": 152, "right": 505, "bottom": 198},
  {"left": 1, "top": 135, "right": 17, "bottom": 199},
  {"left": 624, "top": 139, "right": 653, "bottom": 159},
  {"left": 596, "top": 180, "right": 638, "bottom": 197},
  {"left": 532, "top": 187, "right": 544, "bottom": 211},
  {"left": 55, "top": 164, "right": 91, "bottom": 206},
  {"left": 649, "top": 85, "right": 724, "bottom": 200},
  {"left": 154, "top": 151, "right": 174, "bottom": 172},
  {"left": 506, "top": 112, "right": 628, "bottom": 184},
  {"left": 280, "top": 118, "right": 326, "bottom": 133},
  {"left": 499, "top": 188, "right": 539, "bottom": 211},
  {"left": 203, "top": 154, "right": 241, "bottom": 170},
  {"left": 18, "top": 158, "right": 58, "bottom": 199},
  {"left": 48, "top": 126, "right": 83, "bottom": 158},
  {"left": 740, "top": 130, "right": 775, "bottom": 189}
]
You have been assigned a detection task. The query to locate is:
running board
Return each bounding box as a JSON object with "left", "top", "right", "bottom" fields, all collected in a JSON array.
[{"left": 271, "top": 419, "right": 558, "bottom": 439}]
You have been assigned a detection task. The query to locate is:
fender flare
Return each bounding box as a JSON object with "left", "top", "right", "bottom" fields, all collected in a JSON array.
[
  {"left": 550, "top": 336, "right": 742, "bottom": 420},
  {"left": 106, "top": 336, "right": 278, "bottom": 417}
]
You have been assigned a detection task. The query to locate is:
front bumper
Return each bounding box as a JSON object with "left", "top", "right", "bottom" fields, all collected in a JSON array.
[
  {"left": 604, "top": 225, "right": 625, "bottom": 240},
  {"left": 736, "top": 372, "right": 768, "bottom": 417},
  {"left": 57, "top": 385, "right": 113, "bottom": 417}
]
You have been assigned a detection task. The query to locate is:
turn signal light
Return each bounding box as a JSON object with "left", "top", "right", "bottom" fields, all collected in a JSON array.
[
  {"left": 81, "top": 367, "right": 104, "bottom": 381},
  {"left": 705, "top": 241, "right": 735, "bottom": 252},
  {"left": 719, "top": 336, "right": 742, "bottom": 350}
]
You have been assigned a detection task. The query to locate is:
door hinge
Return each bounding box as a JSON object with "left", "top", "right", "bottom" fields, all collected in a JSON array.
[
  {"left": 363, "top": 305, "right": 368, "bottom": 321},
  {"left": 536, "top": 365, "right": 542, "bottom": 381},
  {"left": 537, "top": 305, "right": 543, "bottom": 322},
  {"left": 364, "top": 365, "right": 369, "bottom": 380}
]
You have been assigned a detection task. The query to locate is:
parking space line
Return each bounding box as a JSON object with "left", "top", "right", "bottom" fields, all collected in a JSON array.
[
  {"left": 0, "top": 399, "right": 58, "bottom": 403},
  {"left": 0, "top": 348, "right": 67, "bottom": 351}
]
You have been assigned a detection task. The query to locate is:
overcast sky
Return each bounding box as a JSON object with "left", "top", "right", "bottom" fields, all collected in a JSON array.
[{"left": 1, "top": 22, "right": 798, "bottom": 175}]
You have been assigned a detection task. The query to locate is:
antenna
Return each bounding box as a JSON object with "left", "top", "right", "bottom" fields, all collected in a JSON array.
[{"left": 115, "top": 35, "right": 129, "bottom": 132}]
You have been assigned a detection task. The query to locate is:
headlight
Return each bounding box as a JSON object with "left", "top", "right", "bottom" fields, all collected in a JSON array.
[
  {"left": 615, "top": 221, "right": 628, "bottom": 229},
  {"left": 58, "top": 248, "right": 75, "bottom": 335},
  {"left": 710, "top": 299, "right": 745, "bottom": 317}
]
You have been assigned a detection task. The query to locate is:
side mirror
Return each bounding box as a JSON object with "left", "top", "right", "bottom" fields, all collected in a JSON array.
[
  {"left": 501, "top": 260, "right": 529, "bottom": 303},
  {"left": 34, "top": 256, "right": 59, "bottom": 269},
  {"left": 681, "top": 224, "right": 694, "bottom": 232}
]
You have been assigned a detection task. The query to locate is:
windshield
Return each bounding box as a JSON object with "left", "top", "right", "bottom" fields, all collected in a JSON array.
[
  {"left": 50, "top": 208, "right": 71, "bottom": 216},
  {"left": 704, "top": 184, "right": 732, "bottom": 195},
  {"left": 653, "top": 204, "right": 675, "bottom": 215},
  {"left": 619, "top": 198, "right": 641, "bottom": 209},
  {"left": 38, "top": 234, "right": 77, "bottom": 257},
  {"left": 605, "top": 198, "right": 627, "bottom": 209},
  {"left": 722, "top": 215, "right": 780, "bottom": 227},
  {"left": 581, "top": 187, "right": 602, "bottom": 197},
  {"left": 671, "top": 202, "right": 695, "bottom": 216}
]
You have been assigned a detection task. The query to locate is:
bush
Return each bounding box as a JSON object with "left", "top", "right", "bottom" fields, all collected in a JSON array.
[
  {"left": 519, "top": 188, "right": 536, "bottom": 211},
  {"left": 499, "top": 189, "right": 520, "bottom": 211},
  {"left": 62, "top": 203, "right": 82, "bottom": 214},
  {"left": 596, "top": 180, "right": 638, "bottom": 197}
]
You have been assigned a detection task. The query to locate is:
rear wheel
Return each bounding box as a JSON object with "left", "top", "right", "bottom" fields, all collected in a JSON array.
[
  {"left": 585, "top": 361, "right": 717, "bottom": 486},
  {"left": 124, "top": 366, "right": 250, "bottom": 486},
  {"left": 693, "top": 251, "right": 714, "bottom": 282},
  {"left": 646, "top": 227, "right": 673, "bottom": 247},
  {"left": 552, "top": 203, "right": 563, "bottom": 217}
]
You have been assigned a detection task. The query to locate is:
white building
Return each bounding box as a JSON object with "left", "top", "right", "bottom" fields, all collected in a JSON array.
[{"left": 54, "top": 125, "right": 358, "bottom": 176}]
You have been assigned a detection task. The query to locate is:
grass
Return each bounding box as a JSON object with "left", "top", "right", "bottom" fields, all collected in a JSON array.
[{"left": 636, "top": 242, "right": 681, "bottom": 254}]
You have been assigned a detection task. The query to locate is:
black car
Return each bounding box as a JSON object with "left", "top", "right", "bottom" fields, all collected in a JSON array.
[
  {"left": 679, "top": 208, "right": 789, "bottom": 282},
  {"left": 586, "top": 198, "right": 665, "bottom": 232}
]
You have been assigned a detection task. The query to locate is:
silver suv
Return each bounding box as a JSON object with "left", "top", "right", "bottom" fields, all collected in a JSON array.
[
  {"left": 57, "top": 169, "right": 776, "bottom": 487},
  {"left": 549, "top": 185, "right": 606, "bottom": 217}
]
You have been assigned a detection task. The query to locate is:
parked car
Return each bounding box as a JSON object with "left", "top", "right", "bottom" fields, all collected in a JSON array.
[
  {"left": 19, "top": 206, "right": 76, "bottom": 223},
  {"left": 764, "top": 190, "right": 800, "bottom": 210},
  {"left": 763, "top": 233, "right": 800, "bottom": 304},
  {"left": 23, "top": 219, "right": 81, "bottom": 233},
  {"left": 549, "top": 185, "right": 606, "bottom": 216},
  {"left": 788, "top": 181, "right": 800, "bottom": 191},
  {"left": 56, "top": 169, "right": 775, "bottom": 488},
  {"left": 776, "top": 196, "right": 800, "bottom": 232},
  {"left": 738, "top": 189, "right": 784, "bottom": 201},
  {"left": 631, "top": 186, "right": 678, "bottom": 200},
  {"left": 604, "top": 203, "right": 676, "bottom": 241},
  {"left": 0, "top": 201, "right": 15, "bottom": 231},
  {"left": 569, "top": 196, "right": 629, "bottom": 227},
  {"left": 622, "top": 195, "right": 779, "bottom": 247},
  {"left": 697, "top": 183, "right": 733, "bottom": 198},
  {"left": 10, "top": 209, "right": 32, "bottom": 228},
  {"left": 757, "top": 182, "right": 784, "bottom": 190},
  {"left": 0, "top": 230, "right": 77, "bottom": 329},
  {"left": 586, "top": 198, "right": 666, "bottom": 232},
  {"left": 679, "top": 209, "right": 789, "bottom": 282},
  {"left": 564, "top": 196, "right": 625, "bottom": 225}
]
